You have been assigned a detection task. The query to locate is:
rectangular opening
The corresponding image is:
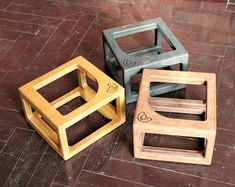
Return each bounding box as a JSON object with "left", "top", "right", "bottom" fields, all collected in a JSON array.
[
  {"left": 37, "top": 69, "right": 79, "bottom": 102},
  {"left": 31, "top": 108, "right": 59, "bottom": 149},
  {"left": 130, "top": 70, "right": 167, "bottom": 94},
  {"left": 57, "top": 97, "right": 86, "bottom": 115},
  {"left": 158, "top": 29, "right": 176, "bottom": 52},
  {"left": 65, "top": 98, "right": 117, "bottom": 146},
  {"left": 66, "top": 111, "right": 111, "bottom": 146},
  {"left": 116, "top": 30, "right": 154, "bottom": 53},
  {"left": 37, "top": 69, "right": 99, "bottom": 116},
  {"left": 143, "top": 133, "right": 206, "bottom": 157},
  {"left": 130, "top": 62, "right": 181, "bottom": 93},
  {"left": 149, "top": 82, "right": 207, "bottom": 121},
  {"left": 115, "top": 29, "right": 176, "bottom": 58}
]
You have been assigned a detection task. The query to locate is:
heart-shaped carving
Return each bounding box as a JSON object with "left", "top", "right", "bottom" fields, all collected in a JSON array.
[
  {"left": 123, "top": 59, "right": 136, "bottom": 66},
  {"left": 107, "top": 83, "right": 118, "bottom": 93},
  {"left": 137, "top": 111, "right": 152, "bottom": 122}
]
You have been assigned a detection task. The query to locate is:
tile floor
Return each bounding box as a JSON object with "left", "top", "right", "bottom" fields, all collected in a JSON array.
[{"left": 0, "top": 0, "right": 234, "bottom": 186}]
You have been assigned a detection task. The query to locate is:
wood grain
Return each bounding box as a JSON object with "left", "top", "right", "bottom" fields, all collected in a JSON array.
[
  {"left": 133, "top": 69, "right": 216, "bottom": 165},
  {"left": 19, "top": 56, "right": 126, "bottom": 160}
]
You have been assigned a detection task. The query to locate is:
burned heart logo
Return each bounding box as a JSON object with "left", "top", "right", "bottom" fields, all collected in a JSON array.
[
  {"left": 137, "top": 111, "right": 152, "bottom": 122},
  {"left": 107, "top": 83, "right": 118, "bottom": 93},
  {"left": 123, "top": 59, "right": 136, "bottom": 66}
]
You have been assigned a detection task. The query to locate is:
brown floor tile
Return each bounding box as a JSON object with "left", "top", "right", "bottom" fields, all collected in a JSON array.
[
  {"left": 0, "top": 123, "right": 14, "bottom": 141},
  {"left": 4, "top": 132, "right": 47, "bottom": 187},
  {"left": 0, "top": 140, "right": 5, "bottom": 153},
  {"left": 0, "top": 128, "right": 33, "bottom": 186},
  {"left": 0, "top": 40, "right": 29, "bottom": 71},
  {"left": 76, "top": 171, "right": 148, "bottom": 187},
  {"left": 0, "top": 0, "right": 12, "bottom": 9},
  {"left": 101, "top": 159, "right": 232, "bottom": 187},
  {"left": 52, "top": 148, "right": 90, "bottom": 186},
  {"left": 0, "top": 109, "right": 31, "bottom": 129},
  {"left": 0, "top": 10, "right": 61, "bottom": 27},
  {"left": 26, "top": 147, "right": 63, "bottom": 187}
]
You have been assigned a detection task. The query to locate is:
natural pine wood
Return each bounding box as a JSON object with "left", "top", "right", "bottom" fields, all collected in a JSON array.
[
  {"left": 133, "top": 69, "right": 216, "bottom": 165},
  {"left": 19, "top": 56, "right": 126, "bottom": 160}
]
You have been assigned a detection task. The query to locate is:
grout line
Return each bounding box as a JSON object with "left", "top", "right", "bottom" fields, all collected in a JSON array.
[
  {"left": 213, "top": 160, "right": 235, "bottom": 167},
  {"left": 5, "top": 127, "right": 16, "bottom": 142},
  {"left": 49, "top": 160, "right": 64, "bottom": 187},
  {"left": 0, "top": 18, "right": 57, "bottom": 29},
  {"left": 3, "top": 9, "right": 62, "bottom": 21},
  {"left": 0, "top": 139, "right": 7, "bottom": 143},
  {"left": 217, "top": 127, "right": 235, "bottom": 133},
  {"left": 159, "top": 0, "right": 167, "bottom": 16},
  {"left": 181, "top": 39, "right": 229, "bottom": 49},
  {"left": 82, "top": 169, "right": 153, "bottom": 187},
  {"left": 0, "top": 127, "right": 16, "bottom": 153},
  {"left": 0, "top": 39, "right": 16, "bottom": 61},
  {"left": 3, "top": 131, "right": 35, "bottom": 187},
  {"left": 51, "top": 182, "right": 72, "bottom": 187},
  {"left": 0, "top": 107, "right": 21, "bottom": 113},
  {"left": 215, "top": 143, "right": 235, "bottom": 149},
  {"left": 70, "top": 13, "right": 99, "bottom": 58},
  {"left": 71, "top": 145, "right": 94, "bottom": 187},
  {"left": 46, "top": 16, "right": 83, "bottom": 68},
  {"left": 111, "top": 157, "right": 235, "bottom": 186},
  {"left": 4, "top": 4, "right": 99, "bottom": 20},
  {"left": 16, "top": 20, "right": 64, "bottom": 83},
  {"left": 1, "top": 40, "right": 31, "bottom": 81},
  {"left": 15, "top": 126, "right": 35, "bottom": 131},
  {"left": 25, "top": 145, "right": 49, "bottom": 187},
  {"left": 72, "top": 115, "right": 108, "bottom": 187},
  {"left": 0, "top": 142, "right": 6, "bottom": 153},
  {"left": 4, "top": 1, "right": 14, "bottom": 10},
  {"left": 216, "top": 47, "right": 227, "bottom": 91},
  {"left": 109, "top": 103, "right": 133, "bottom": 160},
  {"left": 0, "top": 27, "right": 39, "bottom": 36}
]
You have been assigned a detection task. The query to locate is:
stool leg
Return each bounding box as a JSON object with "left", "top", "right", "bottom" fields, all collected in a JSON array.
[
  {"left": 180, "top": 62, "right": 188, "bottom": 71},
  {"left": 78, "top": 69, "right": 87, "bottom": 89},
  {"left": 180, "top": 60, "right": 189, "bottom": 71},
  {"left": 116, "top": 92, "right": 125, "bottom": 121},
  {"left": 124, "top": 72, "right": 132, "bottom": 103},
  {"left": 155, "top": 28, "right": 162, "bottom": 48},
  {"left": 58, "top": 128, "right": 70, "bottom": 160},
  {"left": 204, "top": 137, "right": 216, "bottom": 164},
  {"left": 20, "top": 96, "right": 33, "bottom": 121},
  {"left": 124, "top": 69, "right": 139, "bottom": 103},
  {"left": 103, "top": 38, "right": 122, "bottom": 84},
  {"left": 134, "top": 131, "right": 145, "bottom": 158},
  {"left": 103, "top": 35, "right": 113, "bottom": 66}
]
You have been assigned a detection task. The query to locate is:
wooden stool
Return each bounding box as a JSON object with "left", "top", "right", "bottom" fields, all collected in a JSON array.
[
  {"left": 19, "top": 56, "right": 125, "bottom": 160},
  {"left": 133, "top": 69, "right": 216, "bottom": 165},
  {"left": 102, "top": 18, "right": 189, "bottom": 103}
]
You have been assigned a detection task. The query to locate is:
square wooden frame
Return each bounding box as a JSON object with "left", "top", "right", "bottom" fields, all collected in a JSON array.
[
  {"left": 19, "top": 56, "right": 125, "bottom": 160},
  {"left": 133, "top": 69, "right": 216, "bottom": 165}
]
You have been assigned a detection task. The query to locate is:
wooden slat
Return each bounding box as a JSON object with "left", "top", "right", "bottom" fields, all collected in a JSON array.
[
  {"left": 142, "top": 146, "right": 204, "bottom": 159},
  {"left": 149, "top": 97, "right": 206, "bottom": 114}
]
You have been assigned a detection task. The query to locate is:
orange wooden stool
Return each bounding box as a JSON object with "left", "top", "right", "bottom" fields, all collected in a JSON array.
[
  {"left": 133, "top": 69, "right": 216, "bottom": 165},
  {"left": 19, "top": 56, "right": 125, "bottom": 160}
]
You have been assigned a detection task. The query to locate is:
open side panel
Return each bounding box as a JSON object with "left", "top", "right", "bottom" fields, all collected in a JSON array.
[
  {"left": 20, "top": 96, "right": 60, "bottom": 152},
  {"left": 142, "top": 133, "right": 207, "bottom": 159}
]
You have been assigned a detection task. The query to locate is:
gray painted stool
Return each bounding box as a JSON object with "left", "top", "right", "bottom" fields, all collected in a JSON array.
[{"left": 102, "top": 18, "right": 189, "bottom": 104}]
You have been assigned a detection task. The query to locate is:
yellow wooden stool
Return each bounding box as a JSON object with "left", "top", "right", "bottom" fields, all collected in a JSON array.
[
  {"left": 133, "top": 69, "right": 216, "bottom": 165},
  {"left": 19, "top": 56, "right": 125, "bottom": 160}
]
